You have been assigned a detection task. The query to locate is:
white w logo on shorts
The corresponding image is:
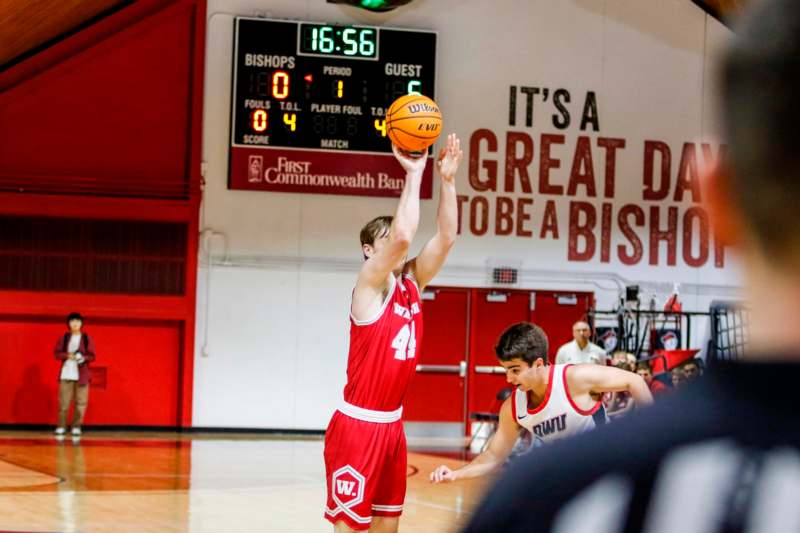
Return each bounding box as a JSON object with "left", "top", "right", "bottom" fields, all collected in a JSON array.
[
  {"left": 329, "top": 465, "right": 367, "bottom": 524},
  {"left": 336, "top": 479, "right": 356, "bottom": 496}
]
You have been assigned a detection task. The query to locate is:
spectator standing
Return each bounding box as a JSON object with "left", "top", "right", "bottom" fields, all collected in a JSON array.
[
  {"left": 555, "top": 321, "right": 607, "bottom": 365},
  {"left": 54, "top": 312, "right": 96, "bottom": 438}
]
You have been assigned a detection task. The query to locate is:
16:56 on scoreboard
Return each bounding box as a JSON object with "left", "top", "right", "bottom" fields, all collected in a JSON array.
[{"left": 228, "top": 18, "right": 437, "bottom": 198}]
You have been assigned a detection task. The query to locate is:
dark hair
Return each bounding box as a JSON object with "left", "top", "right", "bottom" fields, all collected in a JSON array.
[
  {"left": 495, "top": 322, "right": 549, "bottom": 365},
  {"left": 683, "top": 358, "right": 703, "bottom": 370},
  {"left": 66, "top": 312, "right": 84, "bottom": 326},
  {"left": 721, "top": 0, "right": 800, "bottom": 266},
  {"left": 637, "top": 361, "right": 652, "bottom": 372}
]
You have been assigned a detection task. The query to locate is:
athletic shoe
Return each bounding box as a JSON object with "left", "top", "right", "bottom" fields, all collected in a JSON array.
[
  {"left": 71, "top": 428, "right": 82, "bottom": 437},
  {"left": 54, "top": 427, "right": 66, "bottom": 436}
]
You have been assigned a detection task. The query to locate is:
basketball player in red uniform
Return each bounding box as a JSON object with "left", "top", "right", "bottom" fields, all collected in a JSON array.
[
  {"left": 430, "top": 322, "right": 653, "bottom": 484},
  {"left": 324, "top": 133, "right": 463, "bottom": 532}
]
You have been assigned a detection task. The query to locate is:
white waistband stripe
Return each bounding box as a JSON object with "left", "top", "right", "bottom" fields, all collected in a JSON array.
[{"left": 338, "top": 400, "right": 403, "bottom": 423}]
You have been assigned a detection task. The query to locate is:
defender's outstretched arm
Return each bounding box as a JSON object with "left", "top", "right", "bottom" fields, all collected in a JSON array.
[
  {"left": 430, "top": 398, "right": 519, "bottom": 483},
  {"left": 568, "top": 364, "right": 654, "bottom": 407}
]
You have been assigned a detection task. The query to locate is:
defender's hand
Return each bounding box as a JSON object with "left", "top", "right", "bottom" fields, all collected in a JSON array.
[
  {"left": 392, "top": 143, "right": 428, "bottom": 176},
  {"left": 430, "top": 465, "right": 458, "bottom": 484},
  {"left": 436, "top": 133, "right": 463, "bottom": 184}
]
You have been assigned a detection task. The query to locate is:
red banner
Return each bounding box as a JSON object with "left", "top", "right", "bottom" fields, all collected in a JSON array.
[{"left": 230, "top": 146, "right": 433, "bottom": 199}]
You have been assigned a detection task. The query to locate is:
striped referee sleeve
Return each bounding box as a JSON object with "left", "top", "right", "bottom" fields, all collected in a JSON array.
[{"left": 548, "top": 440, "right": 800, "bottom": 533}]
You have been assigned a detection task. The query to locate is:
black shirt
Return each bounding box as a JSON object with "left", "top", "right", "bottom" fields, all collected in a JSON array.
[{"left": 464, "top": 360, "right": 800, "bottom": 533}]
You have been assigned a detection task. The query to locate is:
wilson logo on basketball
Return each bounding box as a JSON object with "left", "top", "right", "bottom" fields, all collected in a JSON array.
[
  {"left": 408, "top": 103, "right": 440, "bottom": 114},
  {"left": 386, "top": 94, "right": 443, "bottom": 152}
]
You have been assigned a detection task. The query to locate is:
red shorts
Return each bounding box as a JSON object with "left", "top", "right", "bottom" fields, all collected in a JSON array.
[{"left": 323, "top": 410, "right": 407, "bottom": 530}]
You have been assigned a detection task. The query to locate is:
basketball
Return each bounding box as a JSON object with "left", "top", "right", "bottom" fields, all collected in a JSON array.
[{"left": 386, "top": 94, "right": 443, "bottom": 152}]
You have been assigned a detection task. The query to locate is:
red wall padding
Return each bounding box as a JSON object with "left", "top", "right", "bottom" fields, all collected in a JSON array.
[
  {"left": 0, "top": 317, "right": 181, "bottom": 426},
  {"left": 0, "top": 2, "right": 197, "bottom": 198},
  {"left": 0, "top": 0, "right": 204, "bottom": 427}
]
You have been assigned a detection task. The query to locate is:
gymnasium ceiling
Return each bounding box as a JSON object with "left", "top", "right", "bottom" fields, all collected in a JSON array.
[
  {"left": 0, "top": 0, "right": 128, "bottom": 69},
  {"left": 0, "top": 0, "right": 752, "bottom": 71}
]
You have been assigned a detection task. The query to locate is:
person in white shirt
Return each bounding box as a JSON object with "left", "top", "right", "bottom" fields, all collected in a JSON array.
[
  {"left": 555, "top": 321, "right": 607, "bottom": 365},
  {"left": 53, "top": 312, "right": 96, "bottom": 439}
]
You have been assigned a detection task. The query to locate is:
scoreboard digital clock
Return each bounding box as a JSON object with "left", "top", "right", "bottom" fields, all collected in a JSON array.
[{"left": 228, "top": 18, "right": 437, "bottom": 198}]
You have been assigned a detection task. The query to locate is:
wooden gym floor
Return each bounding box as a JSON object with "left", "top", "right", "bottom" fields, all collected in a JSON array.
[{"left": 0, "top": 431, "right": 487, "bottom": 532}]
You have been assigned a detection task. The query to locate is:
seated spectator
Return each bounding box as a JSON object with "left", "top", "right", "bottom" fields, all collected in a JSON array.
[
  {"left": 671, "top": 367, "right": 685, "bottom": 389},
  {"left": 637, "top": 361, "right": 669, "bottom": 397},
  {"left": 610, "top": 351, "right": 636, "bottom": 371},
  {"left": 604, "top": 352, "right": 639, "bottom": 418},
  {"left": 624, "top": 352, "right": 637, "bottom": 372},
  {"left": 682, "top": 358, "right": 703, "bottom": 381},
  {"left": 555, "top": 321, "right": 607, "bottom": 365}
]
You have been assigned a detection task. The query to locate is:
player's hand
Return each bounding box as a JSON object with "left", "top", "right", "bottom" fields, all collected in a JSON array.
[
  {"left": 392, "top": 143, "right": 427, "bottom": 176},
  {"left": 429, "top": 465, "right": 458, "bottom": 484},
  {"left": 436, "top": 133, "right": 462, "bottom": 184},
  {"left": 68, "top": 353, "right": 76, "bottom": 360}
]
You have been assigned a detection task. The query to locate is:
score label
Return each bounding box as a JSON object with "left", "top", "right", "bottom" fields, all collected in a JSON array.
[{"left": 229, "top": 18, "right": 436, "bottom": 198}]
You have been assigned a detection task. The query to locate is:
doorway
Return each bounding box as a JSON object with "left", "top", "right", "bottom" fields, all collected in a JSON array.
[{"left": 403, "top": 287, "right": 594, "bottom": 437}]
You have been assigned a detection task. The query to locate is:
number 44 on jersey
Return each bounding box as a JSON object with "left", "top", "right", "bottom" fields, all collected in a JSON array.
[{"left": 392, "top": 322, "right": 416, "bottom": 361}]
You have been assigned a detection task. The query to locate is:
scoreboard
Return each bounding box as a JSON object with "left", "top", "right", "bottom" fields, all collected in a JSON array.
[{"left": 228, "top": 18, "right": 437, "bottom": 198}]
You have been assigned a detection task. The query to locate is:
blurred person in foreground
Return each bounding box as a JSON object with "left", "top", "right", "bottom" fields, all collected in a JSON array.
[{"left": 465, "top": 1, "right": 800, "bottom": 530}]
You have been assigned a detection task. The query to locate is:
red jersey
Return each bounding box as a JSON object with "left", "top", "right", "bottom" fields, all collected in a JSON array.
[{"left": 343, "top": 274, "right": 423, "bottom": 411}]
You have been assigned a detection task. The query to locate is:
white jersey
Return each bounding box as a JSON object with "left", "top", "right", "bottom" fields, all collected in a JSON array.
[{"left": 511, "top": 364, "right": 607, "bottom": 447}]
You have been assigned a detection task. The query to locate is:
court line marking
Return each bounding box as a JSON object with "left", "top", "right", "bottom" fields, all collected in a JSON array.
[{"left": 0, "top": 458, "right": 64, "bottom": 488}]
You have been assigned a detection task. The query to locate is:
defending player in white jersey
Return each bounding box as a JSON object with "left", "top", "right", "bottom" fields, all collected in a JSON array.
[{"left": 430, "top": 322, "right": 653, "bottom": 483}]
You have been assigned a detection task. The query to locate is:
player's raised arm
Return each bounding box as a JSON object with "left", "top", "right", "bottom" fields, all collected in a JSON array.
[
  {"left": 430, "top": 398, "right": 518, "bottom": 483},
  {"left": 352, "top": 146, "right": 427, "bottom": 320},
  {"left": 567, "top": 364, "right": 654, "bottom": 407},
  {"left": 406, "top": 134, "right": 462, "bottom": 290}
]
